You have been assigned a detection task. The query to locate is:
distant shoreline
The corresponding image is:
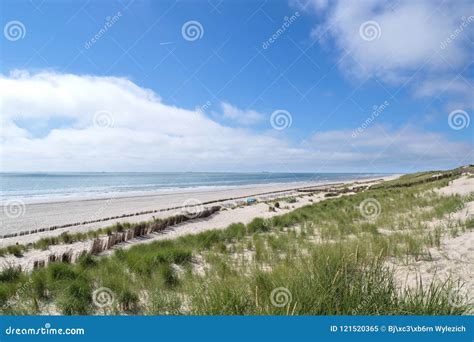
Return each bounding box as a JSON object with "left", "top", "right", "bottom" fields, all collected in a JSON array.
[
  {"left": 0, "top": 172, "right": 392, "bottom": 205},
  {"left": 0, "top": 175, "right": 399, "bottom": 244}
]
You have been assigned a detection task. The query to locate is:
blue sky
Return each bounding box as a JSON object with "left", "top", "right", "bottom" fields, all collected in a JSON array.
[{"left": 1, "top": 0, "right": 473, "bottom": 173}]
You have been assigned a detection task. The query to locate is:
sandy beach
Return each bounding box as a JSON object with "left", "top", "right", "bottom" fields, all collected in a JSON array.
[
  {"left": 1, "top": 173, "right": 471, "bottom": 299},
  {"left": 3, "top": 0, "right": 473, "bottom": 325},
  {"left": 0, "top": 176, "right": 393, "bottom": 245},
  {"left": 0, "top": 176, "right": 396, "bottom": 271},
  {"left": 0, "top": 169, "right": 472, "bottom": 316}
]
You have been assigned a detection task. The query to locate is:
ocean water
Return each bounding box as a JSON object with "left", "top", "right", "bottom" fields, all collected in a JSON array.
[{"left": 0, "top": 172, "right": 387, "bottom": 203}]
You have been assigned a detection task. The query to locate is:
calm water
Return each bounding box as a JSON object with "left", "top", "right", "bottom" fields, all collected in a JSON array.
[{"left": 0, "top": 172, "right": 387, "bottom": 202}]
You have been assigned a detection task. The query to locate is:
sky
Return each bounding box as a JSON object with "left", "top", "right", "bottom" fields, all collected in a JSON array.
[{"left": 0, "top": 0, "right": 473, "bottom": 173}]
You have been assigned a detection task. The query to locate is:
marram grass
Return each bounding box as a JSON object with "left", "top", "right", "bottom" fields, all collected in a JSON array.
[{"left": 0, "top": 170, "right": 472, "bottom": 315}]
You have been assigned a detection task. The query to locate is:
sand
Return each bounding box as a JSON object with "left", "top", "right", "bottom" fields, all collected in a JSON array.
[
  {"left": 0, "top": 176, "right": 394, "bottom": 247},
  {"left": 0, "top": 183, "right": 319, "bottom": 235},
  {"left": 394, "top": 176, "right": 474, "bottom": 309},
  {"left": 435, "top": 175, "right": 474, "bottom": 197},
  {"left": 1, "top": 172, "right": 472, "bottom": 310},
  {"left": 0, "top": 175, "right": 397, "bottom": 271},
  {"left": 0, "top": 190, "right": 333, "bottom": 271}
]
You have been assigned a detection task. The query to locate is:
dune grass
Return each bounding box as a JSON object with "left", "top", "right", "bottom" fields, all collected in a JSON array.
[{"left": 0, "top": 171, "right": 472, "bottom": 315}]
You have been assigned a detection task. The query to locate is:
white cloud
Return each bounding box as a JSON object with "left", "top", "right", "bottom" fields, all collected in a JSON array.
[
  {"left": 0, "top": 71, "right": 296, "bottom": 172},
  {"left": 0, "top": 70, "right": 471, "bottom": 172},
  {"left": 299, "top": 0, "right": 473, "bottom": 104},
  {"left": 415, "top": 77, "right": 474, "bottom": 110},
  {"left": 415, "top": 78, "right": 471, "bottom": 98},
  {"left": 220, "top": 102, "right": 265, "bottom": 125},
  {"left": 303, "top": 125, "right": 473, "bottom": 171}
]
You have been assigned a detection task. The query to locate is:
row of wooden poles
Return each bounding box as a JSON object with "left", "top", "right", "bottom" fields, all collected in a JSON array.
[{"left": 32, "top": 206, "right": 221, "bottom": 270}]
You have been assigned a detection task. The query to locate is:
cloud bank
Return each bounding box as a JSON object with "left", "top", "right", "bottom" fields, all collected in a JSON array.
[
  {"left": 297, "top": 0, "right": 473, "bottom": 108},
  {"left": 0, "top": 71, "right": 471, "bottom": 172},
  {"left": 220, "top": 102, "right": 265, "bottom": 125}
]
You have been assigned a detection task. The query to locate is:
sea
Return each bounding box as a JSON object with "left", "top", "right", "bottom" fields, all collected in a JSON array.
[{"left": 0, "top": 172, "right": 388, "bottom": 203}]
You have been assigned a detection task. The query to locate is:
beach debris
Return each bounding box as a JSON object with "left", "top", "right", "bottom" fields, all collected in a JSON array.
[
  {"left": 324, "top": 192, "right": 338, "bottom": 198},
  {"left": 246, "top": 198, "right": 257, "bottom": 204}
]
